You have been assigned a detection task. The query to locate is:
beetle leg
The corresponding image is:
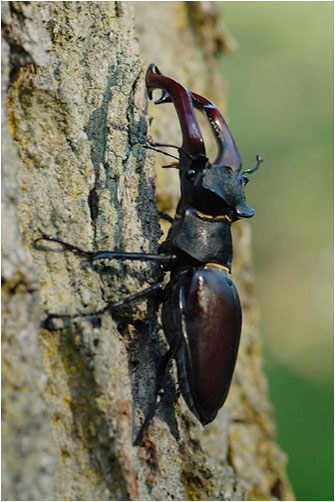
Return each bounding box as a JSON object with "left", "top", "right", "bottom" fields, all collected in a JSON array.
[
  {"left": 35, "top": 235, "right": 177, "bottom": 265},
  {"left": 34, "top": 234, "right": 92, "bottom": 257},
  {"left": 35, "top": 234, "right": 175, "bottom": 318},
  {"left": 46, "top": 281, "right": 164, "bottom": 320},
  {"left": 91, "top": 251, "right": 177, "bottom": 264},
  {"left": 159, "top": 211, "right": 174, "bottom": 224},
  {"left": 133, "top": 348, "right": 173, "bottom": 446}
]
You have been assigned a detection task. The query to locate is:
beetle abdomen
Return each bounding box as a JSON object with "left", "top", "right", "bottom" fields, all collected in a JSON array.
[{"left": 162, "top": 264, "right": 242, "bottom": 425}]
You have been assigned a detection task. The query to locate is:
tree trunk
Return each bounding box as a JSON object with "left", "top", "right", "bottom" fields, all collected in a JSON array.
[{"left": 2, "top": 2, "right": 294, "bottom": 500}]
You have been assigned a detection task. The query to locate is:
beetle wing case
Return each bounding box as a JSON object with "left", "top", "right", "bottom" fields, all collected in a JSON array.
[{"left": 162, "top": 264, "right": 241, "bottom": 425}]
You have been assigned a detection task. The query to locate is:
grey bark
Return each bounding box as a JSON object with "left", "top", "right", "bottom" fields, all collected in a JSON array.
[{"left": 2, "top": 2, "right": 294, "bottom": 500}]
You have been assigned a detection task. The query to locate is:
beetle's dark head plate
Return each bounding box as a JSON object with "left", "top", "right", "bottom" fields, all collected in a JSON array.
[
  {"left": 179, "top": 160, "right": 254, "bottom": 221},
  {"left": 202, "top": 165, "right": 254, "bottom": 219}
]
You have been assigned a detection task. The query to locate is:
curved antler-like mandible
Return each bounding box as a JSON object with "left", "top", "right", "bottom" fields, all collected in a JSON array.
[
  {"left": 191, "top": 93, "right": 242, "bottom": 172},
  {"left": 156, "top": 89, "right": 242, "bottom": 172},
  {"left": 146, "top": 64, "right": 206, "bottom": 158}
]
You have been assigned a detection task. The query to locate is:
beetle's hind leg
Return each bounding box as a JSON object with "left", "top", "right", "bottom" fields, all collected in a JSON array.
[
  {"left": 133, "top": 330, "right": 183, "bottom": 446},
  {"left": 133, "top": 348, "right": 173, "bottom": 446}
]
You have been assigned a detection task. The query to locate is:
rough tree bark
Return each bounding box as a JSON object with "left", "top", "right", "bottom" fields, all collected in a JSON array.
[{"left": 2, "top": 2, "right": 294, "bottom": 500}]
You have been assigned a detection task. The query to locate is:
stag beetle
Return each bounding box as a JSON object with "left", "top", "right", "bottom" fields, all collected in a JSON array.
[{"left": 36, "top": 63, "right": 263, "bottom": 446}]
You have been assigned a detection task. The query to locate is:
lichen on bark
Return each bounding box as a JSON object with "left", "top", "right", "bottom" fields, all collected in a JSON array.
[{"left": 2, "top": 2, "right": 293, "bottom": 500}]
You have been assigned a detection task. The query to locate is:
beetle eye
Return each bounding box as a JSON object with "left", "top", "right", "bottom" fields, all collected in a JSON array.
[{"left": 242, "top": 176, "right": 249, "bottom": 186}]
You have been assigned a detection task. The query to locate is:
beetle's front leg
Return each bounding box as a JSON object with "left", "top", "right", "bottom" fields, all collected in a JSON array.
[
  {"left": 34, "top": 233, "right": 92, "bottom": 257},
  {"left": 35, "top": 234, "right": 177, "bottom": 265}
]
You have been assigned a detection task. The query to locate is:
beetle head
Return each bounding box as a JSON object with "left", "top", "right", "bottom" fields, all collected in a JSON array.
[
  {"left": 146, "top": 64, "right": 263, "bottom": 220},
  {"left": 179, "top": 157, "right": 255, "bottom": 221}
]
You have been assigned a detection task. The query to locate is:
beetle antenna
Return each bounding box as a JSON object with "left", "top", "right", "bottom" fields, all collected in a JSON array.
[
  {"left": 145, "top": 139, "right": 180, "bottom": 150},
  {"left": 142, "top": 137, "right": 180, "bottom": 160},
  {"left": 144, "top": 144, "right": 179, "bottom": 160},
  {"left": 243, "top": 154, "right": 264, "bottom": 175},
  {"left": 143, "top": 139, "right": 195, "bottom": 162}
]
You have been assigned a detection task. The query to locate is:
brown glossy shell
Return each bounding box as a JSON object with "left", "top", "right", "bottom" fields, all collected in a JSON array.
[{"left": 162, "top": 265, "right": 242, "bottom": 425}]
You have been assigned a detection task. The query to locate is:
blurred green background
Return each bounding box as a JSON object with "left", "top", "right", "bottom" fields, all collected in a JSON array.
[{"left": 218, "top": 2, "right": 333, "bottom": 500}]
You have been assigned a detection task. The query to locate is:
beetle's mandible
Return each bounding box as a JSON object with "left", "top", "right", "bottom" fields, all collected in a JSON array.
[{"left": 36, "top": 63, "right": 263, "bottom": 446}]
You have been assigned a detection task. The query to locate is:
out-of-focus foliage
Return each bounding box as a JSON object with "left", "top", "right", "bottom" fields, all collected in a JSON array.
[{"left": 218, "top": 2, "right": 333, "bottom": 500}]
